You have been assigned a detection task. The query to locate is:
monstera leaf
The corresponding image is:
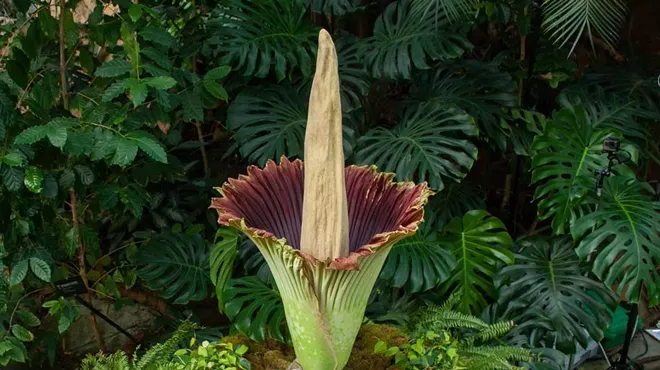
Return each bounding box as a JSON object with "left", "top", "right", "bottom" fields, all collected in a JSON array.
[
  {"left": 530, "top": 105, "right": 637, "bottom": 235},
  {"left": 438, "top": 210, "right": 513, "bottom": 314},
  {"left": 410, "top": 61, "right": 517, "bottom": 152},
  {"left": 380, "top": 221, "right": 456, "bottom": 293},
  {"left": 137, "top": 232, "right": 211, "bottom": 305},
  {"left": 226, "top": 84, "right": 355, "bottom": 165},
  {"left": 362, "top": 0, "right": 471, "bottom": 79},
  {"left": 223, "top": 276, "right": 286, "bottom": 343},
  {"left": 428, "top": 181, "right": 486, "bottom": 229},
  {"left": 356, "top": 103, "right": 478, "bottom": 191},
  {"left": 311, "top": 0, "right": 363, "bottom": 15},
  {"left": 210, "top": 227, "right": 240, "bottom": 312},
  {"left": 572, "top": 177, "right": 660, "bottom": 303},
  {"left": 207, "top": 0, "right": 317, "bottom": 80},
  {"left": 495, "top": 237, "right": 618, "bottom": 354}
]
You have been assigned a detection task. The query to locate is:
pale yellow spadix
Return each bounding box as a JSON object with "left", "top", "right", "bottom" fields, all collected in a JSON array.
[{"left": 300, "top": 29, "right": 350, "bottom": 261}]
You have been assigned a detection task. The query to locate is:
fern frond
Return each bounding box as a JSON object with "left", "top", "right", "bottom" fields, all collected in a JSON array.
[
  {"left": 476, "top": 321, "right": 514, "bottom": 341},
  {"left": 460, "top": 345, "right": 534, "bottom": 363},
  {"left": 439, "top": 292, "right": 462, "bottom": 311},
  {"left": 135, "top": 321, "right": 196, "bottom": 370},
  {"left": 80, "top": 351, "right": 131, "bottom": 370},
  {"left": 416, "top": 306, "right": 489, "bottom": 332}
]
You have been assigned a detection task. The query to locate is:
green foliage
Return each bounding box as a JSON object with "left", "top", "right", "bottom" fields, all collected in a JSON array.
[
  {"left": 223, "top": 276, "right": 286, "bottom": 343},
  {"left": 206, "top": 0, "right": 317, "bottom": 80},
  {"left": 375, "top": 293, "right": 533, "bottom": 369},
  {"left": 381, "top": 222, "right": 456, "bottom": 293},
  {"left": 530, "top": 105, "right": 637, "bottom": 234},
  {"left": 78, "top": 322, "right": 248, "bottom": 370},
  {"left": 137, "top": 231, "right": 212, "bottom": 305},
  {"left": 227, "top": 84, "right": 355, "bottom": 165},
  {"left": 542, "top": 0, "right": 627, "bottom": 56},
  {"left": 495, "top": 237, "right": 618, "bottom": 353},
  {"left": 362, "top": 0, "right": 471, "bottom": 79},
  {"left": 438, "top": 210, "right": 513, "bottom": 314},
  {"left": 572, "top": 177, "right": 660, "bottom": 304},
  {"left": 210, "top": 228, "right": 241, "bottom": 312},
  {"left": 357, "top": 104, "right": 478, "bottom": 191}
]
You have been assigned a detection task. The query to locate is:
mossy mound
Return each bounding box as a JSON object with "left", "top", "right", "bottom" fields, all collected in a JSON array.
[{"left": 222, "top": 324, "right": 408, "bottom": 370}]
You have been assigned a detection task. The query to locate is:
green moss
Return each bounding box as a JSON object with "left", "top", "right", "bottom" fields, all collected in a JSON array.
[{"left": 223, "top": 325, "right": 407, "bottom": 370}]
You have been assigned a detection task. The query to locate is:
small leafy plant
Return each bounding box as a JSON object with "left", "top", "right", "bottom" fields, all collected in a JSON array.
[{"left": 173, "top": 338, "right": 250, "bottom": 370}]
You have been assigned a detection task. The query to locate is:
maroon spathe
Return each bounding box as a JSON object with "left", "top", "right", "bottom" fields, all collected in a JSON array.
[{"left": 210, "top": 157, "right": 429, "bottom": 270}]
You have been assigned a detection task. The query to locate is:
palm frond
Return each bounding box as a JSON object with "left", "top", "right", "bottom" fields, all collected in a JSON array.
[{"left": 542, "top": 0, "right": 627, "bottom": 56}]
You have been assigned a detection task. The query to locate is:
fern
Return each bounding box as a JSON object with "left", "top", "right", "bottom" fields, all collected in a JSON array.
[
  {"left": 135, "top": 321, "right": 195, "bottom": 370},
  {"left": 80, "top": 351, "right": 131, "bottom": 370}
]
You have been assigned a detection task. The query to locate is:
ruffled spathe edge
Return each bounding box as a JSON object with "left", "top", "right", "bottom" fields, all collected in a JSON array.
[{"left": 210, "top": 156, "right": 433, "bottom": 271}]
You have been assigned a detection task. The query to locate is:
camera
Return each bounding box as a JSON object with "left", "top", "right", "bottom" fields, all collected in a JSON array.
[{"left": 603, "top": 137, "right": 620, "bottom": 154}]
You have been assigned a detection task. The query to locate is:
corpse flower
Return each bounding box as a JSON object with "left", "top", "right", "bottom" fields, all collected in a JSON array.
[{"left": 211, "top": 30, "right": 431, "bottom": 370}]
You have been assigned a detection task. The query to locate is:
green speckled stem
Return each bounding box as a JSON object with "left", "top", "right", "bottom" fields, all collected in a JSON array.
[{"left": 251, "top": 235, "right": 393, "bottom": 370}]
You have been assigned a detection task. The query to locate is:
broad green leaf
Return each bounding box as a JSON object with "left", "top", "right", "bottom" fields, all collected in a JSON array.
[
  {"left": 438, "top": 210, "right": 513, "bottom": 314},
  {"left": 145, "top": 76, "right": 177, "bottom": 90},
  {"left": 10, "top": 260, "right": 28, "bottom": 286},
  {"left": 128, "top": 132, "right": 167, "bottom": 163},
  {"left": 428, "top": 181, "right": 486, "bottom": 230},
  {"left": 95, "top": 58, "right": 132, "bottom": 77},
  {"left": 207, "top": 0, "right": 316, "bottom": 79},
  {"left": 357, "top": 103, "right": 478, "bottom": 191},
  {"left": 496, "top": 237, "right": 618, "bottom": 353},
  {"left": 15, "top": 311, "right": 40, "bottom": 327},
  {"left": 312, "top": 0, "right": 363, "bottom": 16},
  {"left": 180, "top": 90, "right": 203, "bottom": 122},
  {"left": 46, "top": 125, "right": 68, "bottom": 148},
  {"left": 362, "top": 0, "right": 471, "bottom": 79},
  {"left": 572, "top": 177, "right": 660, "bottom": 303},
  {"left": 64, "top": 227, "right": 79, "bottom": 257},
  {"left": 42, "top": 174, "right": 58, "bottom": 198},
  {"left": 111, "top": 138, "right": 139, "bottom": 167},
  {"left": 1, "top": 152, "right": 22, "bottom": 167},
  {"left": 74, "top": 165, "right": 94, "bottom": 185},
  {"left": 14, "top": 126, "right": 48, "bottom": 145},
  {"left": 410, "top": 61, "right": 517, "bottom": 152},
  {"left": 59, "top": 168, "right": 75, "bottom": 190},
  {"left": 128, "top": 4, "right": 142, "bottom": 21},
  {"left": 203, "top": 67, "right": 230, "bottom": 100},
  {"left": 23, "top": 167, "right": 43, "bottom": 194},
  {"left": 29, "top": 258, "right": 50, "bottom": 282},
  {"left": 11, "top": 325, "right": 33, "bottom": 342},
  {"left": 139, "top": 26, "right": 176, "bottom": 48},
  {"left": 141, "top": 47, "right": 172, "bottom": 70},
  {"left": 227, "top": 84, "right": 355, "bottom": 166},
  {"left": 137, "top": 232, "right": 211, "bottom": 305},
  {"left": 64, "top": 132, "right": 94, "bottom": 156},
  {"left": 102, "top": 80, "right": 128, "bottom": 102},
  {"left": 210, "top": 228, "right": 240, "bottom": 312},
  {"left": 381, "top": 223, "right": 456, "bottom": 293},
  {"left": 126, "top": 78, "right": 148, "bottom": 107},
  {"left": 530, "top": 106, "right": 638, "bottom": 234},
  {"left": 223, "top": 276, "right": 286, "bottom": 343},
  {"left": 58, "top": 315, "right": 72, "bottom": 333},
  {"left": 1, "top": 166, "right": 23, "bottom": 192}
]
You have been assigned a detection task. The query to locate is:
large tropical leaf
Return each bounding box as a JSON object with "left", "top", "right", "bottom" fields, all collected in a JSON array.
[
  {"left": 226, "top": 84, "right": 356, "bottom": 166},
  {"left": 361, "top": 0, "right": 471, "bottom": 79},
  {"left": 409, "top": 61, "right": 517, "bottom": 152},
  {"left": 311, "top": 0, "right": 363, "bottom": 16},
  {"left": 495, "top": 237, "right": 618, "bottom": 353},
  {"left": 542, "top": 0, "right": 627, "bottom": 56},
  {"left": 530, "top": 105, "right": 637, "bottom": 235},
  {"left": 413, "top": 0, "right": 479, "bottom": 24},
  {"left": 207, "top": 0, "right": 317, "bottom": 80},
  {"left": 356, "top": 103, "right": 478, "bottom": 191},
  {"left": 380, "top": 221, "right": 456, "bottom": 293},
  {"left": 210, "top": 227, "right": 240, "bottom": 313},
  {"left": 580, "top": 66, "right": 660, "bottom": 114},
  {"left": 571, "top": 177, "right": 660, "bottom": 303},
  {"left": 223, "top": 276, "right": 286, "bottom": 343},
  {"left": 427, "top": 181, "right": 486, "bottom": 229},
  {"left": 137, "top": 232, "right": 211, "bottom": 305},
  {"left": 438, "top": 210, "right": 513, "bottom": 314},
  {"left": 365, "top": 285, "right": 419, "bottom": 327}
]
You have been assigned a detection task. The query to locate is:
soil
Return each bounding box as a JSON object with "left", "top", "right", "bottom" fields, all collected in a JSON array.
[{"left": 222, "top": 324, "right": 408, "bottom": 370}]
